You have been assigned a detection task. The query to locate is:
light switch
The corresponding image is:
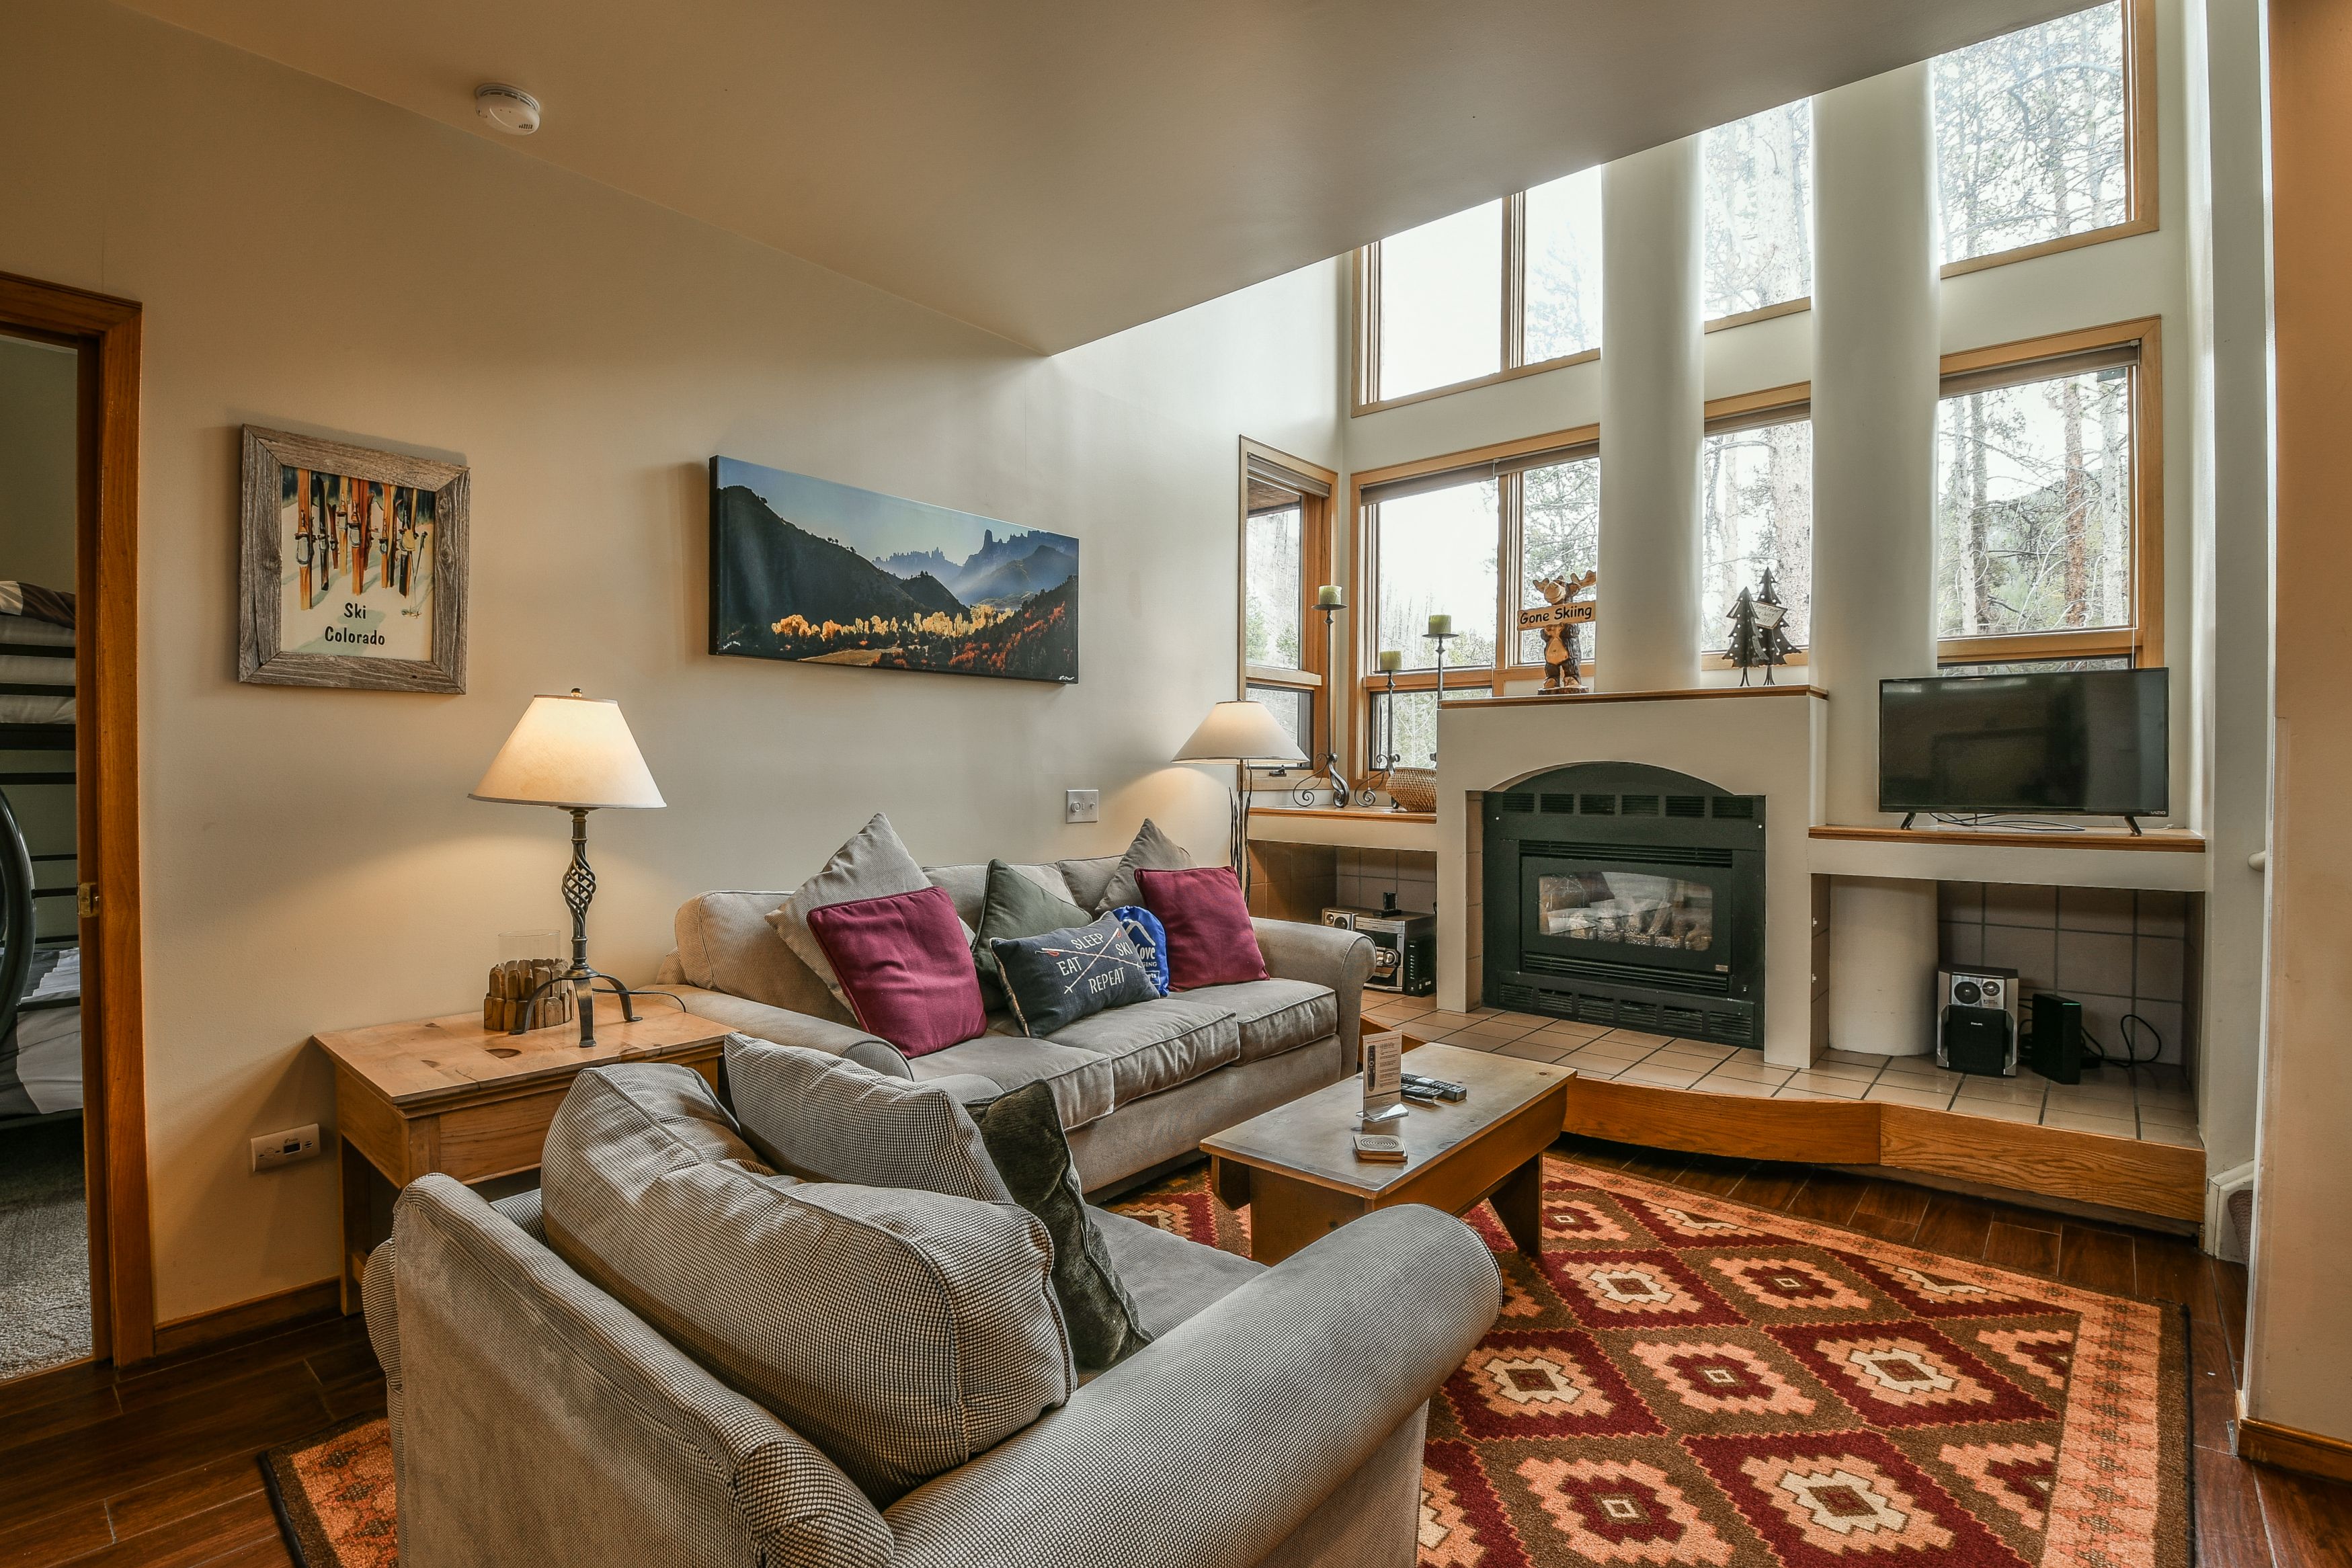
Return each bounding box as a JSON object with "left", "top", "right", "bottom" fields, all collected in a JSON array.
[{"left": 1065, "top": 789, "right": 1100, "bottom": 824}]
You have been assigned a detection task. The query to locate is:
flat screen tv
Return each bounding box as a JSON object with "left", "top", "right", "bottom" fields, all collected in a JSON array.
[{"left": 1879, "top": 669, "right": 2168, "bottom": 820}]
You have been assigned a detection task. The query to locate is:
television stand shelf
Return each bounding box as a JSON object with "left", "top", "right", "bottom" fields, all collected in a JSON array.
[
  {"left": 1813, "top": 825, "right": 2203, "bottom": 852},
  {"left": 1807, "top": 823, "right": 2207, "bottom": 893}
]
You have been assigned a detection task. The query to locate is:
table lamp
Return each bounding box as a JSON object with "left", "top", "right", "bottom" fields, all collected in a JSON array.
[
  {"left": 1174, "top": 700, "right": 1307, "bottom": 903},
  {"left": 471, "top": 689, "right": 665, "bottom": 1045}
]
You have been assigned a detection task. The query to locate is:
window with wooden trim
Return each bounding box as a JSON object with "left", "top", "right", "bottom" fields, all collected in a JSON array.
[
  {"left": 1700, "top": 407, "right": 1813, "bottom": 650},
  {"left": 1703, "top": 99, "right": 1814, "bottom": 325},
  {"left": 1354, "top": 434, "right": 1597, "bottom": 771},
  {"left": 1935, "top": 326, "right": 2157, "bottom": 666},
  {"left": 1239, "top": 446, "right": 1334, "bottom": 759},
  {"left": 1353, "top": 169, "right": 1602, "bottom": 411},
  {"left": 1935, "top": 0, "right": 2153, "bottom": 272}
]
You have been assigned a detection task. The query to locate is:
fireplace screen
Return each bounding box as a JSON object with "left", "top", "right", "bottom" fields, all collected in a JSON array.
[{"left": 1537, "top": 872, "right": 1714, "bottom": 952}]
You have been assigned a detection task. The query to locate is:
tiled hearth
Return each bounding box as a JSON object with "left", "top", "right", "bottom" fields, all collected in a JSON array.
[{"left": 1364, "top": 993, "right": 2199, "bottom": 1149}]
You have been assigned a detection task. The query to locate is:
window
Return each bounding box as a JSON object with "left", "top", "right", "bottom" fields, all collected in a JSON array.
[
  {"left": 1935, "top": 323, "right": 2156, "bottom": 664},
  {"left": 1355, "top": 170, "right": 1603, "bottom": 409},
  {"left": 1354, "top": 431, "right": 1598, "bottom": 772},
  {"left": 1703, "top": 99, "right": 1812, "bottom": 323},
  {"left": 1700, "top": 410, "right": 1813, "bottom": 651},
  {"left": 1373, "top": 475, "right": 1500, "bottom": 670},
  {"left": 1935, "top": 0, "right": 2148, "bottom": 270},
  {"left": 1516, "top": 455, "right": 1602, "bottom": 666},
  {"left": 1238, "top": 444, "right": 1335, "bottom": 764}
]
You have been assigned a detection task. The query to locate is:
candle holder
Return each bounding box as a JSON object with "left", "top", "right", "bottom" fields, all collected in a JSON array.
[
  {"left": 1361, "top": 667, "right": 1402, "bottom": 807},
  {"left": 1297, "top": 594, "right": 1355, "bottom": 808}
]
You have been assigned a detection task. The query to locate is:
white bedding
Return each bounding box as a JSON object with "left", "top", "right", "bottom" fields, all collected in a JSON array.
[{"left": 13, "top": 1006, "right": 81, "bottom": 1114}]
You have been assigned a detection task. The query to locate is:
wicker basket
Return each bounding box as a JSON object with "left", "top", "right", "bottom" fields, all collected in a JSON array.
[{"left": 1383, "top": 768, "right": 1436, "bottom": 813}]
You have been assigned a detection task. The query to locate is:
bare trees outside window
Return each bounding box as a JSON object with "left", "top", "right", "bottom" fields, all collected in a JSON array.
[
  {"left": 1524, "top": 171, "right": 1605, "bottom": 365},
  {"left": 1373, "top": 477, "right": 1500, "bottom": 670},
  {"left": 1936, "top": 364, "right": 2134, "bottom": 640},
  {"left": 1243, "top": 503, "right": 1303, "bottom": 670},
  {"left": 1704, "top": 101, "right": 1813, "bottom": 320},
  {"left": 1517, "top": 456, "right": 1601, "bottom": 665},
  {"left": 1701, "top": 418, "right": 1814, "bottom": 650},
  {"left": 1935, "top": 1, "right": 2132, "bottom": 265}
]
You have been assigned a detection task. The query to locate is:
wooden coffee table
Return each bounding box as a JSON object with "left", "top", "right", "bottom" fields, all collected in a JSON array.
[{"left": 1201, "top": 1040, "right": 1573, "bottom": 1264}]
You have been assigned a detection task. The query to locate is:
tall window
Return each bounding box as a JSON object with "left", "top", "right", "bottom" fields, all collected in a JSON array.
[
  {"left": 1700, "top": 412, "right": 1813, "bottom": 651},
  {"left": 1356, "top": 436, "right": 1598, "bottom": 772},
  {"left": 1238, "top": 448, "right": 1334, "bottom": 758},
  {"left": 1935, "top": 1, "right": 2140, "bottom": 267},
  {"left": 1356, "top": 169, "right": 1603, "bottom": 409},
  {"left": 1703, "top": 100, "right": 1813, "bottom": 322},
  {"left": 1516, "top": 455, "right": 1603, "bottom": 665},
  {"left": 1935, "top": 336, "right": 2146, "bottom": 663}
]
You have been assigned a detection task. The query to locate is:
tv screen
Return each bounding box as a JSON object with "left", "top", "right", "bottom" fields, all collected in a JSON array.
[{"left": 1879, "top": 669, "right": 2168, "bottom": 817}]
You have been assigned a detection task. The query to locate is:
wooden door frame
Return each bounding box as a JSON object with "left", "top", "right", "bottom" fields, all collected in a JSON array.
[{"left": 0, "top": 270, "right": 153, "bottom": 1365}]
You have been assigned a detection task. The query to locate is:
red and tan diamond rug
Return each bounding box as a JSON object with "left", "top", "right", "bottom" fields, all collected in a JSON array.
[
  {"left": 1111, "top": 1155, "right": 2191, "bottom": 1568},
  {"left": 261, "top": 1153, "right": 2189, "bottom": 1568}
]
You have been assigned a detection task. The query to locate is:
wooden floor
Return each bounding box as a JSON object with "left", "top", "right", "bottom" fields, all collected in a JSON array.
[{"left": 0, "top": 1140, "right": 2345, "bottom": 1567}]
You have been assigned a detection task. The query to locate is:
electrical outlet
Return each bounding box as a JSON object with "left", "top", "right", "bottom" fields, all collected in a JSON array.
[
  {"left": 251, "top": 1123, "right": 321, "bottom": 1173},
  {"left": 1065, "top": 789, "right": 1100, "bottom": 824}
]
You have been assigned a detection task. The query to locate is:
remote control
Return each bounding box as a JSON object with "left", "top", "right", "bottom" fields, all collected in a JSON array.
[{"left": 1402, "top": 1073, "right": 1468, "bottom": 1101}]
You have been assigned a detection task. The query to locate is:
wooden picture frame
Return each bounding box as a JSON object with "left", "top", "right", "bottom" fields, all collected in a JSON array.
[{"left": 238, "top": 425, "right": 468, "bottom": 693}]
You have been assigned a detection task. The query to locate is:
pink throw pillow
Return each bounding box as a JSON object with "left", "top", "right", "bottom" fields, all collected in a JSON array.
[
  {"left": 804, "top": 886, "right": 985, "bottom": 1057},
  {"left": 1137, "top": 867, "right": 1267, "bottom": 991}
]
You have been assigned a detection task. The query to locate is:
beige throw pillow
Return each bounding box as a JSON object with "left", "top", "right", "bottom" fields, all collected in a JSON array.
[
  {"left": 1091, "top": 817, "right": 1194, "bottom": 911},
  {"left": 768, "top": 813, "right": 933, "bottom": 1008}
]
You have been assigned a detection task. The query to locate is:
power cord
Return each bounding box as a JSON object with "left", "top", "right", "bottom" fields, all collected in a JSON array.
[
  {"left": 2081, "top": 1010, "right": 2163, "bottom": 1075},
  {"left": 1929, "top": 812, "right": 2088, "bottom": 833}
]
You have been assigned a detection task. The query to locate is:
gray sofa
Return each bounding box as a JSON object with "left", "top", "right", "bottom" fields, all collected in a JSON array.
[
  {"left": 653, "top": 852, "right": 1376, "bottom": 1193},
  {"left": 364, "top": 1064, "right": 1502, "bottom": 1568}
]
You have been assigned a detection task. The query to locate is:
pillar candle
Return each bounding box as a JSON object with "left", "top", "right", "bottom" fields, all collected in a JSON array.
[
  {"left": 1377, "top": 649, "right": 1404, "bottom": 673},
  {"left": 1426, "top": 613, "right": 1453, "bottom": 637},
  {"left": 1316, "top": 584, "right": 1343, "bottom": 608}
]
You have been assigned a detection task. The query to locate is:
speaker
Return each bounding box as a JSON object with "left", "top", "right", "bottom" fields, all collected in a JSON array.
[
  {"left": 2029, "top": 993, "right": 2084, "bottom": 1084},
  {"left": 1937, "top": 966, "right": 2019, "bottom": 1076}
]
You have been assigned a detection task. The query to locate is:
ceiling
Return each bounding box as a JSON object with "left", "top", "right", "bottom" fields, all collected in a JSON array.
[{"left": 123, "top": 0, "right": 2091, "bottom": 352}]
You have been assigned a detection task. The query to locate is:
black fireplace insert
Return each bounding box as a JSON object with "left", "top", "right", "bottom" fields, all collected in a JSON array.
[{"left": 1483, "top": 761, "right": 1766, "bottom": 1048}]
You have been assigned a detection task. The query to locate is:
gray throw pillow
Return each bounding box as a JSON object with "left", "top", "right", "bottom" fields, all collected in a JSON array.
[
  {"left": 539, "top": 1063, "right": 1071, "bottom": 1506},
  {"left": 723, "top": 1032, "right": 1014, "bottom": 1202},
  {"left": 973, "top": 858, "right": 1095, "bottom": 1007},
  {"left": 768, "top": 813, "right": 931, "bottom": 1008},
  {"left": 1092, "top": 818, "right": 1193, "bottom": 912},
  {"left": 969, "top": 1081, "right": 1151, "bottom": 1372},
  {"left": 990, "top": 913, "right": 1160, "bottom": 1037}
]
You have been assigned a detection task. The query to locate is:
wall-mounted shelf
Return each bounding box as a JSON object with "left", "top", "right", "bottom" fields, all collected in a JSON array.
[
  {"left": 1807, "top": 823, "right": 2207, "bottom": 892},
  {"left": 1248, "top": 806, "right": 1437, "bottom": 854}
]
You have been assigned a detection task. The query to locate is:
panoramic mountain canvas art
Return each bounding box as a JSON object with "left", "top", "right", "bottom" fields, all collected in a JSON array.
[{"left": 708, "top": 456, "right": 1078, "bottom": 683}]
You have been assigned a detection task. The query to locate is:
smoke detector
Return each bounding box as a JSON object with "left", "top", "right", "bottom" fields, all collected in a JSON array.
[{"left": 474, "top": 83, "right": 542, "bottom": 136}]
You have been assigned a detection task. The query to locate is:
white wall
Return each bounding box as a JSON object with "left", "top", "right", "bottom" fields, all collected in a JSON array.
[{"left": 1, "top": 0, "right": 1342, "bottom": 1323}]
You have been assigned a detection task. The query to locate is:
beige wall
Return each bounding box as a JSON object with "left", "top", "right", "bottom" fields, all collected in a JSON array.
[
  {"left": 0, "top": 333, "right": 79, "bottom": 591},
  {"left": 1, "top": 0, "right": 1342, "bottom": 1323},
  {"left": 2247, "top": 0, "right": 2352, "bottom": 1446}
]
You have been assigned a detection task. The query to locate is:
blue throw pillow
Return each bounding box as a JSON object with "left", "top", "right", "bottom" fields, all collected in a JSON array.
[
  {"left": 1109, "top": 906, "right": 1170, "bottom": 996},
  {"left": 989, "top": 913, "right": 1160, "bottom": 1037}
]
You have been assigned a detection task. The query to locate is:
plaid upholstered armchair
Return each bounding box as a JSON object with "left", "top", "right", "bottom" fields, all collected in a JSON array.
[{"left": 365, "top": 1060, "right": 1501, "bottom": 1568}]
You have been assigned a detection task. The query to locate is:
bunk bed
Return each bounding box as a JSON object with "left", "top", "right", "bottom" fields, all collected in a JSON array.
[{"left": 0, "top": 583, "right": 80, "bottom": 1128}]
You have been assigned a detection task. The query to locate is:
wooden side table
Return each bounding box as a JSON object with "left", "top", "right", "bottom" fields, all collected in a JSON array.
[{"left": 313, "top": 995, "right": 733, "bottom": 1311}]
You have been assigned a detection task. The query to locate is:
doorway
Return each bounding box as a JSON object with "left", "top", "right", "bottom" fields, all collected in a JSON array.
[{"left": 0, "top": 272, "right": 151, "bottom": 1377}]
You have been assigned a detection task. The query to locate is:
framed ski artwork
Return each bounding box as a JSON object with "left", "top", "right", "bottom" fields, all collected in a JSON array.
[{"left": 238, "top": 426, "right": 469, "bottom": 693}]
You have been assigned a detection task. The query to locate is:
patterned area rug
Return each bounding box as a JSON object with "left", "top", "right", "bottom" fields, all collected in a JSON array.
[
  {"left": 261, "top": 1411, "right": 397, "bottom": 1568},
  {"left": 1109, "top": 1157, "right": 2192, "bottom": 1568},
  {"left": 261, "top": 1155, "right": 2189, "bottom": 1568}
]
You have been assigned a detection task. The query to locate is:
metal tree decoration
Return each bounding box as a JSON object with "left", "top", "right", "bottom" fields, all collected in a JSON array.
[
  {"left": 1726, "top": 586, "right": 1766, "bottom": 686},
  {"left": 1755, "top": 567, "right": 1793, "bottom": 684}
]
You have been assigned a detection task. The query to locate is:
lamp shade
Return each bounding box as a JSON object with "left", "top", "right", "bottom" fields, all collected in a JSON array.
[
  {"left": 1173, "top": 700, "right": 1307, "bottom": 765},
  {"left": 471, "top": 691, "right": 666, "bottom": 809}
]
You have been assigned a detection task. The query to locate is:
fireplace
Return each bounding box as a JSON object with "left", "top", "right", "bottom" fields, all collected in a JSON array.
[{"left": 1482, "top": 761, "right": 1767, "bottom": 1047}]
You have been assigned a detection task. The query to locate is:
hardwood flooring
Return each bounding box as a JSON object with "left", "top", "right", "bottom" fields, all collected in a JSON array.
[{"left": 0, "top": 1140, "right": 2344, "bottom": 1566}]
